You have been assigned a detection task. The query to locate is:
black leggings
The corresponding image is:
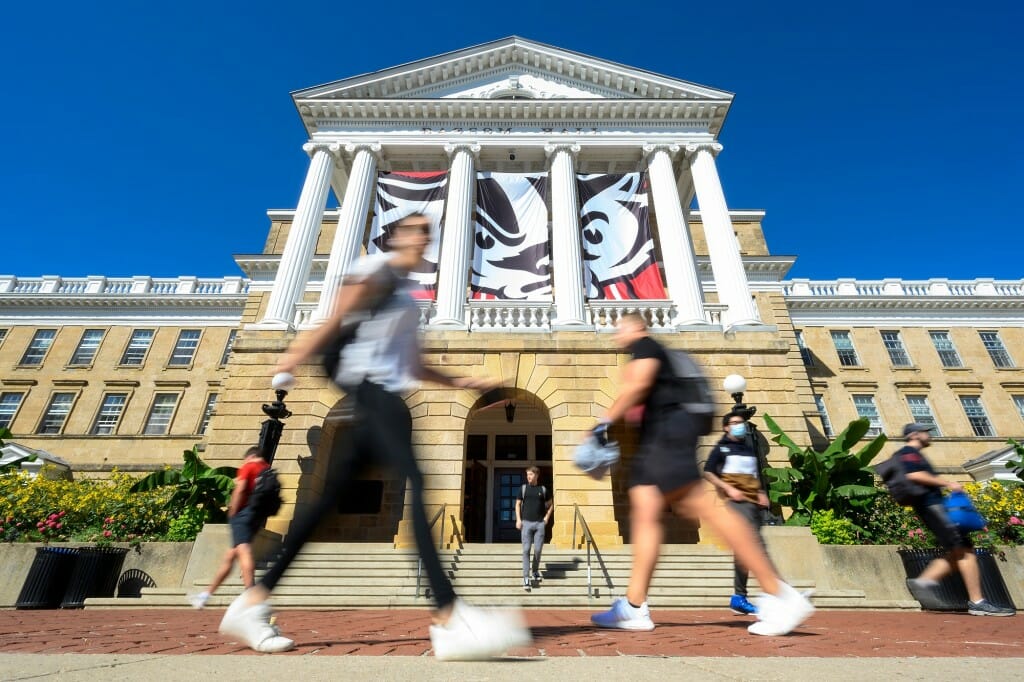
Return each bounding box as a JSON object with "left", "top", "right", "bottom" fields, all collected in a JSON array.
[{"left": 258, "top": 381, "right": 457, "bottom": 610}]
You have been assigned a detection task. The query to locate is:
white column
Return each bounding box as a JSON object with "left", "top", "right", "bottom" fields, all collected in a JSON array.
[
  {"left": 314, "top": 143, "right": 381, "bottom": 322},
  {"left": 546, "top": 143, "right": 587, "bottom": 327},
  {"left": 686, "top": 143, "right": 760, "bottom": 327},
  {"left": 260, "top": 143, "right": 337, "bottom": 327},
  {"left": 643, "top": 144, "right": 706, "bottom": 326},
  {"left": 432, "top": 143, "right": 480, "bottom": 328}
]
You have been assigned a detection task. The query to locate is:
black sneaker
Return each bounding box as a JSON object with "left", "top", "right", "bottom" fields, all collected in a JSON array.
[
  {"left": 968, "top": 600, "right": 1016, "bottom": 617},
  {"left": 906, "top": 578, "right": 945, "bottom": 611},
  {"left": 532, "top": 572, "right": 542, "bottom": 584}
]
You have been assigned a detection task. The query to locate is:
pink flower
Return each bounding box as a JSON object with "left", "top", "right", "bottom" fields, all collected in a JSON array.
[
  {"left": 48, "top": 514, "right": 58, "bottom": 521},
  {"left": 54, "top": 523, "right": 62, "bottom": 529},
  {"left": 104, "top": 517, "right": 114, "bottom": 524},
  {"left": 1009, "top": 516, "right": 1022, "bottom": 526},
  {"left": 37, "top": 521, "right": 44, "bottom": 528},
  {"left": 58, "top": 511, "right": 66, "bottom": 517},
  {"left": 103, "top": 530, "right": 112, "bottom": 538}
]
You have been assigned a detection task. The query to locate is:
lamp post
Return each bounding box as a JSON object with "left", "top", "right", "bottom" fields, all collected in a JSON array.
[{"left": 258, "top": 373, "right": 295, "bottom": 466}]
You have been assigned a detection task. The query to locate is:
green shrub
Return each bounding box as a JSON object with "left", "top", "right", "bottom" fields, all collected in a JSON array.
[
  {"left": 810, "top": 509, "right": 857, "bottom": 545},
  {"left": 163, "top": 504, "right": 208, "bottom": 542}
]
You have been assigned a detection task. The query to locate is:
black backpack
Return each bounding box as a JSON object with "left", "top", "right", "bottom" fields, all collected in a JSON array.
[
  {"left": 874, "top": 453, "right": 928, "bottom": 505},
  {"left": 247, "top": 467, "right": 283, "bottom": 518},
  {"left": 664, "top": 349, "right": 716, "bottom": 436}
]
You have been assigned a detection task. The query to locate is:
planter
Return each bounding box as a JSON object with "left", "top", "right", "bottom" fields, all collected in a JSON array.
[
  {"left": 60, "top": 547, "right": 129, "bottom": 609},
  {"left": 15, "top": 547, "right": 80, "bottom": 609},
  {"left": 898, "top": 548, "right": 1017, "bottom": 611}
]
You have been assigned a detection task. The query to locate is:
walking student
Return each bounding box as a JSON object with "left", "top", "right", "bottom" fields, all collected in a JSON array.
[
  {"left": 218, "top": 213, "right": 532, "bottom": 657},
  {"left": 188, "top": 445, "right": 269, "bottom": 609},
  {"left": 588, "top": 312, "right": 814, "bottom": 636},
  {"left": 703, "top": 413, "right": 772, "bottom": 616},
  {"left": 516, "top": 466, "right": 552, "bottom": 591},
  {"left": 895, "top": 423, "right": 1015, "bottom": 616}
]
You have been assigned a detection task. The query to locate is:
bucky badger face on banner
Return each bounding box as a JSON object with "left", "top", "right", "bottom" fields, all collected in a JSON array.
[
  {"left": 577, "top": 172, "right": 666, "bottom": 300},
  {"left": 471, "top": 173, "right": 552, "bottom": 300},
  {"left": 368, "top": 171, "right": 447, "bottom": 299}
]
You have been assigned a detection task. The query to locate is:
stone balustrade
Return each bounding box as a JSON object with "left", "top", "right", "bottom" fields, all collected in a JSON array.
[
  {"left": 0, "top": 275, "right": 249, "bottom": 297},
  {"left": 784, "top": 278, "right": 1024, "bottom": 298}
]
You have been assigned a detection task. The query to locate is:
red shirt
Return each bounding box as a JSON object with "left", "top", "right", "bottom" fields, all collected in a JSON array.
[{"left": 236, "top": 459, "right": 269, "bottom": 510}]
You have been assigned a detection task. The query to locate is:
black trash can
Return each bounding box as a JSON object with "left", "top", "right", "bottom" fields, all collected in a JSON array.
[
  {"left": 61, "top": 546, "right": 129, "bottom": 609},
  {"left": 16, "top": 546, "right": 81, "bottom": 609},
  {"left": 898, "top": 548, "right": 1017, "bottom": 611}
]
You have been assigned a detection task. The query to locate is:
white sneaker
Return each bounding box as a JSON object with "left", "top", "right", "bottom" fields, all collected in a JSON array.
[
  {"left": 429, "top": 599, "right": 532, "bottom": 661},
  {"left": 590, "top": 597, "right": 655, "bottom": 631},
  {"left": 187, "top": 591, "right": 210, "bottom": 609},
  {"left": 747, "top": 582, "right": 815, "bottom": 636},
  {"left": 218, "top": 591, "right": 295, "bottom": 653}
]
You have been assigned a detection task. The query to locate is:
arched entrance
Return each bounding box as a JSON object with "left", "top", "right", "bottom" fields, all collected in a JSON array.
[{"left": 462, "top": 390, "right": 552, "bottom": 543}]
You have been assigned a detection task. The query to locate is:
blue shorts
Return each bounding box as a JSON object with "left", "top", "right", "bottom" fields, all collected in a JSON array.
[{"left": 229, "top": 508, "right": 261, "bottom": 547}]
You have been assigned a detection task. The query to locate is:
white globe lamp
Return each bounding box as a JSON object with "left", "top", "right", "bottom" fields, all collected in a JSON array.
[{"left": 723, "top": 374, "right": 747, "bottom": 396}]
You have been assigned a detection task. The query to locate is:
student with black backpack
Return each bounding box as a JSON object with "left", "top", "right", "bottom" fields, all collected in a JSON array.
[
  {"left": 587, "top": 312, "right": 813, "bottom": 636},
  {"left": 188, "top": 445, "right": 272, "bottom": 610},
  {"left": 515, "top": 466, "right": 552, "bottom": 591},
  {"left": 217, "top": 213, "right": 531, "bottom": 657},
  {"left": 880, "top": 423, "right": 1014, "bottom": 616}
]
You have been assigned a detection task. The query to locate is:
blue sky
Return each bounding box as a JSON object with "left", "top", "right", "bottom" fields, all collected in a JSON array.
[{"left": 4, "top": 1, "right": 1021, "bottom": 281}]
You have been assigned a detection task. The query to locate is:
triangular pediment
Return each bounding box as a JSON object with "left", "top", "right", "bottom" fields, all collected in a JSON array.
[{"left": 293, "top": 36, "right": 732, "bottom": 103}]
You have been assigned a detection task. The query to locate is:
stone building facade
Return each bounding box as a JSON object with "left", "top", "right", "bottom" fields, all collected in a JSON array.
[{"left": 2, "top": 38, "right": 1021, "bottom": 548}]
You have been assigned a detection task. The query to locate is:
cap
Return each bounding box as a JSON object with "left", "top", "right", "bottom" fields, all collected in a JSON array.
[
  {"left": 573, "top": 436, "right": 621, "bottom": 480},
  {"left": 903, "top": 423, "right": 936, "bottom": 437}
]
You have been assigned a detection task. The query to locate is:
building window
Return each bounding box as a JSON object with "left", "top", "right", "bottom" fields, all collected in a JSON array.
[
  {"left": 0, "top": 392, "right": 24, "bottom": 430},
  {"left": 69, "top": 329, "right": 105, "bottom": 366},
  {"left": 906, "top": 395, "right": 941, "bottom": 437},
  {"left": 197, "top": 393, "right": 218, "bottom": 435},
  {"left": 795, "top": 330, "right": 813, "bottom": 366},
  {"left": 830, "top": 331, "right": 860, "bottom": 367},
  {"left": 168, "top": 330, "right": 201, "bottom": 366},
  {"left": 813, "top": 394, "right": 834, "bottom": 438},
  {"left": 220, "top": 330, "right": 237, "bottom": 366},
  {"left": 120, "top": 329, "right": 154, "bottom": 366},
  {"left": 0, "top": 329, "right": 8, "bottom": 348},
  {"left": 929, "top": 331, "right": 963, "bottom": 368},
  {"left": 979, "top": 331, "right": 1014, "bottom": 368},
  {"left": 91, "top": 393, "right": 128, "bottom": 435},
  {"left": 881, "top": 331, "right": 912, "bottom": 367},
  {"left": 20, "top": 329, "right": 57, "bottom": 366},
  {"left": 143, "top": 393, "right": 179, "bottom": 435},
  {"left": 37, "top": 393, "right": 76, "bottom": 435},
  {"left": 1013, "top": 395, "right": 1024, "bottom": 423},
  {"left": 959, "top": 396, "right": 994, "bottom": 437},
  {"left": 852, "top": 394, "right": 883, "bottom": 436}
]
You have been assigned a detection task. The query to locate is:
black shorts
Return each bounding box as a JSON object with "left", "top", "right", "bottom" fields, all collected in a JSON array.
[
  {"left": 630, "top": 408, "right": 701, "bottom": 493},
  {"left": 229, "top": 508, "right": 261, "bottom": 547},
  {"left": 914, "top": 502, "right": 972, "bottom": 551}
]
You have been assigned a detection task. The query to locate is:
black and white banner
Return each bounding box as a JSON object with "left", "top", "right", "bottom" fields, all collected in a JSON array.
[
  {"left": 577, "top": 172, "right": 667, "bottom": 300},
  {"left": 368, "top": 171, "right": 448, "bottom": 300},
  {"left": 471, "top": 172, "right": 551, "bottom": 300}
]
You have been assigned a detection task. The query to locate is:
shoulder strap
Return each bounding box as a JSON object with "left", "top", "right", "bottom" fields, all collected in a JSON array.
[{"left": 521, "top": 483, "right": 526, "bottom": 499}]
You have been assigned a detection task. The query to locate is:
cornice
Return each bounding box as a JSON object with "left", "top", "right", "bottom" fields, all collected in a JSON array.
[
  {"left": 0, "top": 295, "right": 248, "bottom": 309},
  {"left": 293, "top": 37, "right": 734, "bottom": 103}
]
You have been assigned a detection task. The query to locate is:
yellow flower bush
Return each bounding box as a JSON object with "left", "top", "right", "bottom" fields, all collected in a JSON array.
[{"left": 0, "top": 467, "right": 174, "bottom": 544}]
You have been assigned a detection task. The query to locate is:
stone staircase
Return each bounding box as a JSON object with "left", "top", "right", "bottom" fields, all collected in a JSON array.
[{"left": 86, "top": 542, "right": 888, "bottom": 610}]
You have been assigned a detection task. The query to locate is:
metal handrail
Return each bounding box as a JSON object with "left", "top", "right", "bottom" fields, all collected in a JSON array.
[
  {"left": 415, "top": 503, "right": 446, "bottom": 598},
  {"left": 572, "top": 503, "right": 615, "bottom": 599},
  {"left": 448, "top": 513, "right": 465, "bottom": 551}
]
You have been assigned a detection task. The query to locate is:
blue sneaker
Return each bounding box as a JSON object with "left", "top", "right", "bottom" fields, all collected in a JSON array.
[{"left": 730, "top": 594, "right": 758, "bottom": 615}]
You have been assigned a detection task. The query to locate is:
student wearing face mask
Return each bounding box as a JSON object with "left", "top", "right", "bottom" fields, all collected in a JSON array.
[{"left": 703, "top": 413, "right": 773, "bottom": 617}]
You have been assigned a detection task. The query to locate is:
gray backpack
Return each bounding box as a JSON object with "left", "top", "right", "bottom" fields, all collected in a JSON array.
[{"left": 665, "top": 350, "right": 716, "bottom": 436}]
